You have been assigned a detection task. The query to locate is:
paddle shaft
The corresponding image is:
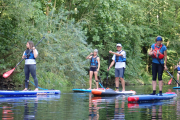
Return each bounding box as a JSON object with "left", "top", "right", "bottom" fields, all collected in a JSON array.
[
  {"left": 15, "top": 37, "right": 45, "bottom": 68},
  {"left": 98, "top": 72, "right": 105, "bottom": 89},
  {"left": 106, "top": 53, "right": 110, "bottom": 88},
  {"left": 157, "top": 58, "right": 180, "bottom": 86}
]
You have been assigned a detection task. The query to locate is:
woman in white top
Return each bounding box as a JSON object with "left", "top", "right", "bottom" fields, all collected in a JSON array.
[{"left": 22, "top": 41, "right": 38, "bottom": 91}]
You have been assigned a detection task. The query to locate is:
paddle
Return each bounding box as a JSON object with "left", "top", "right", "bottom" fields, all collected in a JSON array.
[
  {"left": 168, "top": 78, "right": 172, "bottom": 85},
  {"left": 3, "top": 37, "right": 45, "bottom": 78},
  {"left": 98, "top": 72, "right": 105, "bottom": 89},
  {"left": 106, "top": 53, "right": 110, "bottom": 88},
  {"left": 157, "top": 58, "right": 180, "bottom": 86}
]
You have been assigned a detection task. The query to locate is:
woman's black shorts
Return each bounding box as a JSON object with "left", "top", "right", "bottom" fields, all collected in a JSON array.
[
  {"left": 152, "top": 63, "right": 164, "bottom": 81},
  {"left": 90, "top": 67, "right": 97, "bottom": 72}
]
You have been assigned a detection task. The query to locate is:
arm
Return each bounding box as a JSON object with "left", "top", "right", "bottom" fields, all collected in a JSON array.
[
  {"left": 107, "top": 60, "right": 115, "bottom": 71},
  {"left": 148, "top": 48, "right": 153, "bottom": 56},
  {"left": 86, "top": 53, "right": 93, "bottom": 59},
  {"left": 97, "top": 57, "right": 100, "bottom": 71},
  {"left": 164, "top": 50, "right": 167, "bottom": 70},
  {"left": 33, "top": 47, "right": 38, "bottom": 58},
  {"left": 109, "top": 51, "right": 123, "bottom": 56},
  {"left": 22, "top": 51, "right": 26, "bottom": 59}
]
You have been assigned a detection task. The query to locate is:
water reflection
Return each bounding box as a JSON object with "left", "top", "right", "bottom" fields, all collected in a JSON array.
[
  {"left": 128, "top": 100, "right": 175, "bottom": 120},
  {"left": 89, "top": 94, "right": 126, "bottom": 120},
  {"left": 0, "top": 95, "right": 60, "bottom": 120}
]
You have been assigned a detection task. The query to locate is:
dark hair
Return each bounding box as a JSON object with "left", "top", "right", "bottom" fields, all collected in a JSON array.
[
  {"left": 27, "top": 41, "right": 34, "bottom": 49},
  {"left": 155, "top": 36, "right": 163, "bottom": 42}
]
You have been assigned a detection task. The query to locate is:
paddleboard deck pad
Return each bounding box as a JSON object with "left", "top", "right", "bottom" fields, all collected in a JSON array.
[
  {"left": 128, "top": 92, "right": 177, "bottom": 102},
  {"left": 72, "top": 88, "right": 104, "bottom": 92},
  {"left": 92, "top": 89, "right": 136, "bottom": 96},
  {"left": 0, "top": 90, "right": 60, "bottom": 96}
]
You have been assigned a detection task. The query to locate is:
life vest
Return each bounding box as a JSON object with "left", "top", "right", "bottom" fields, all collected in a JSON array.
[
  {"left": 90, "top": 56, "right": 98, "bottom": 67},
  {"left": 24, "top": 49, "right": 35, "bottom": 59},
  {"left": 152, "top": 44, "right": 164, "bottom": 59},
  {"left": 177, "top": 66, "right": 180, "bottom": 71},
  {"left": 115, "top": 50, "right": 126, "bottom": 62}
]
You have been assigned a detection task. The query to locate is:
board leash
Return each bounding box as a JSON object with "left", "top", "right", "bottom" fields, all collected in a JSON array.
[{"left": 29, "top": 80, "right": 48, "bottom": 90}]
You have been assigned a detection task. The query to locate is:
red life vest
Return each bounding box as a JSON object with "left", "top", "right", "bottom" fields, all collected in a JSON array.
[{"left": 152, "top": 44, "right": 164, "bottom": 59}]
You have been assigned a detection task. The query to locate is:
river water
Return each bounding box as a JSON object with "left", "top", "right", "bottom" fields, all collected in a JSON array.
[{"left": 0, "top": 85, "right": 179, "bottom": 120}]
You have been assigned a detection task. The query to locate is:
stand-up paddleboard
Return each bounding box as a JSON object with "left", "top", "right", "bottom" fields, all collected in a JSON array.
[
  {"left": 128, "top": 92, "right": 177, "bottom": 102},
  {"left": 92, "top": 89, "right": 136, "bottom": 96},
  {"left": 173, "top": 87, "right": 180, "bottom": 89},
  {"left": 0, "top": 90, "right": 60, "bottom": 96},
  {"left": 72, "top": 88, "right": 105, "bottom": 92}
]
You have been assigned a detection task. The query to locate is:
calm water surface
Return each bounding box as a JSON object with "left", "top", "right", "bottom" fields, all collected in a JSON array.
[{"left": 0, "top": 85, "right": 179, "bottom": 120}]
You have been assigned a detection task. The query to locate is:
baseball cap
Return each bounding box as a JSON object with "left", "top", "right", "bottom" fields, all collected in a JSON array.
[
  {"left": 116, "top": 43, "right": 122, "bottom": 47},
  {"left": 156, "top": 36, "right": 162, "bottom": 41}
]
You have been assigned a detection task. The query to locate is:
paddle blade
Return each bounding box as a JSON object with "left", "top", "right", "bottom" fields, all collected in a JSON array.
[
  {"left": 168, "top": 78, "right": 172, "bottom": 85},
  {"left": 3, "top": 68, "right": 15, "bottom": 78}
]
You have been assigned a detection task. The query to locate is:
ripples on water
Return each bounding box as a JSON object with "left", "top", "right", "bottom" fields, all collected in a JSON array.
[{"left": 0, "top": 85, "right": 180, "bottom": 120}]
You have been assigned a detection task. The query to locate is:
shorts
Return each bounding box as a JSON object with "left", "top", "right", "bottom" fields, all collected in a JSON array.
[
  {"left": 152, "top": 63, "right": 164, "bottom": 81},
  {"left": 90, "top": 67, "right": 97, "bottom": 72},
  {"left": 115, "top": 68, "right": 125, "bottom": 78}
]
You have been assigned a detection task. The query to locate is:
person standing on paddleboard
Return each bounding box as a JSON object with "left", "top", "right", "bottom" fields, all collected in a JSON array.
[
  {"left": 174, "top": 62, "right": 180, "bottom": 87},
  {"left": 107, "top": 43, "right": 126, "bottom": 91},
  {"left": 22, "top": 41, "right": 39, "bottom": 91},
  {"left": 86, "top": 49, "right": 100, "bottom": 89},
  {"left": 148, "top": 36, "right": 167, "bottom": 96}
]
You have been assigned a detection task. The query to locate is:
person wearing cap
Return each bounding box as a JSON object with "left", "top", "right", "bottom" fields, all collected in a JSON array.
[
  {"left": 107, "top": 43, "right": 126, "bottom": 91},
  {"left": 86, "top": 49, "right": 100, "bottom": 89},
  {"left": 148, "top": 36, "right": 167, "bottom": 96},
  {"left": 174, "top": 61, "right": 180, "bottom": 87}
]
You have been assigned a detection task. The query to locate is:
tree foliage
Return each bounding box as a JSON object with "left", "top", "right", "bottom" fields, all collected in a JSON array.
[{"left": 1, "top": 0, "right": 180, "bottom": 87}]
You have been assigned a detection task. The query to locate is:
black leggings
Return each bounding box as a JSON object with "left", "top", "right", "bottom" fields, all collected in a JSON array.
[
  {"left": 24, "top": 64, "right": 38, "bottom": 88},
  {"left": 152, "top": 63, "right": 164, "bottom": 81}
]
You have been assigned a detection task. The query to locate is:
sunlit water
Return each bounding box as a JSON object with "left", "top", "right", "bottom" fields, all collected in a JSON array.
[{"left": 0, "top": 85, "right": 179, "bottom": 120}]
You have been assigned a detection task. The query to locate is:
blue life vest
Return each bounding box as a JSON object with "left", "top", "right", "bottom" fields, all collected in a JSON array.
[
  {"left": 24, "top": 49, "right": 35, "bottom": 59},
  {"left": 177, "top": 66, "right": 180, "bottom": 71},
  {"left": 90, "top": 56, "right": 98, "bottom": 67},
  {"left": 115, "top": 51, "right": 126, "bottom": 62}
]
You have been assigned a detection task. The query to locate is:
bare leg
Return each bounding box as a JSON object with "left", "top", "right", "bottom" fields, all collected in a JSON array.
[
  {"left": 94, "top": 71, "right": 99, "bottom": 89},
  {"left": 177, "top": 73, "right": 179, "bottom": 87},
  {"left": 159, "top": 81, "right": 163, "bottom": 91},
  {"left": 89, "top": 71, "right": 93, "bottom": 89},
  {"left": 152, "top": 81, "right": 156, "bottom": 91},
  {"left": 120, "top": 77, "right": 125, "bottom": 91},
  {"left": 115, "top": 77, "right": 119, "bottom": 91}
]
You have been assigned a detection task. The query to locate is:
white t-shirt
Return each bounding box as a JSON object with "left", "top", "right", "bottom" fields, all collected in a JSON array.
[
  {"left": 112, "top": 50, "right": 126, "bottom": 68},
  {"left": 23, "top": 49, "right": 38, "bottom": 65}
]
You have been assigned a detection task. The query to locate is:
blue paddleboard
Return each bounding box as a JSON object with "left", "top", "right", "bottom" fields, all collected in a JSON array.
[
  {"left": 173, "top": 87, "right": 180, "bottom": 89},
  {"left": 128, "top": 92, "right": 177, "bottom": 102},
  {"left": 72, "top": 89, "right": 92, "bottom": 92},
  {"left": 0, "top": 90, "right": 61, "bottom": 96}
]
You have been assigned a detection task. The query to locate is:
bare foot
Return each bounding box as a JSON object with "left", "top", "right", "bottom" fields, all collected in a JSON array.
[
  {"left": 34, "top": 88, "right": 38, "bottom": 91},
  {"left": 88, "top": 88, "right": 91, "bottom": 90},
  {"left": 122, "top": 89, "right": 125, "bottom": 92},
  {"left": 23, "top": 88, "right": 27, "bottom": 91}
]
